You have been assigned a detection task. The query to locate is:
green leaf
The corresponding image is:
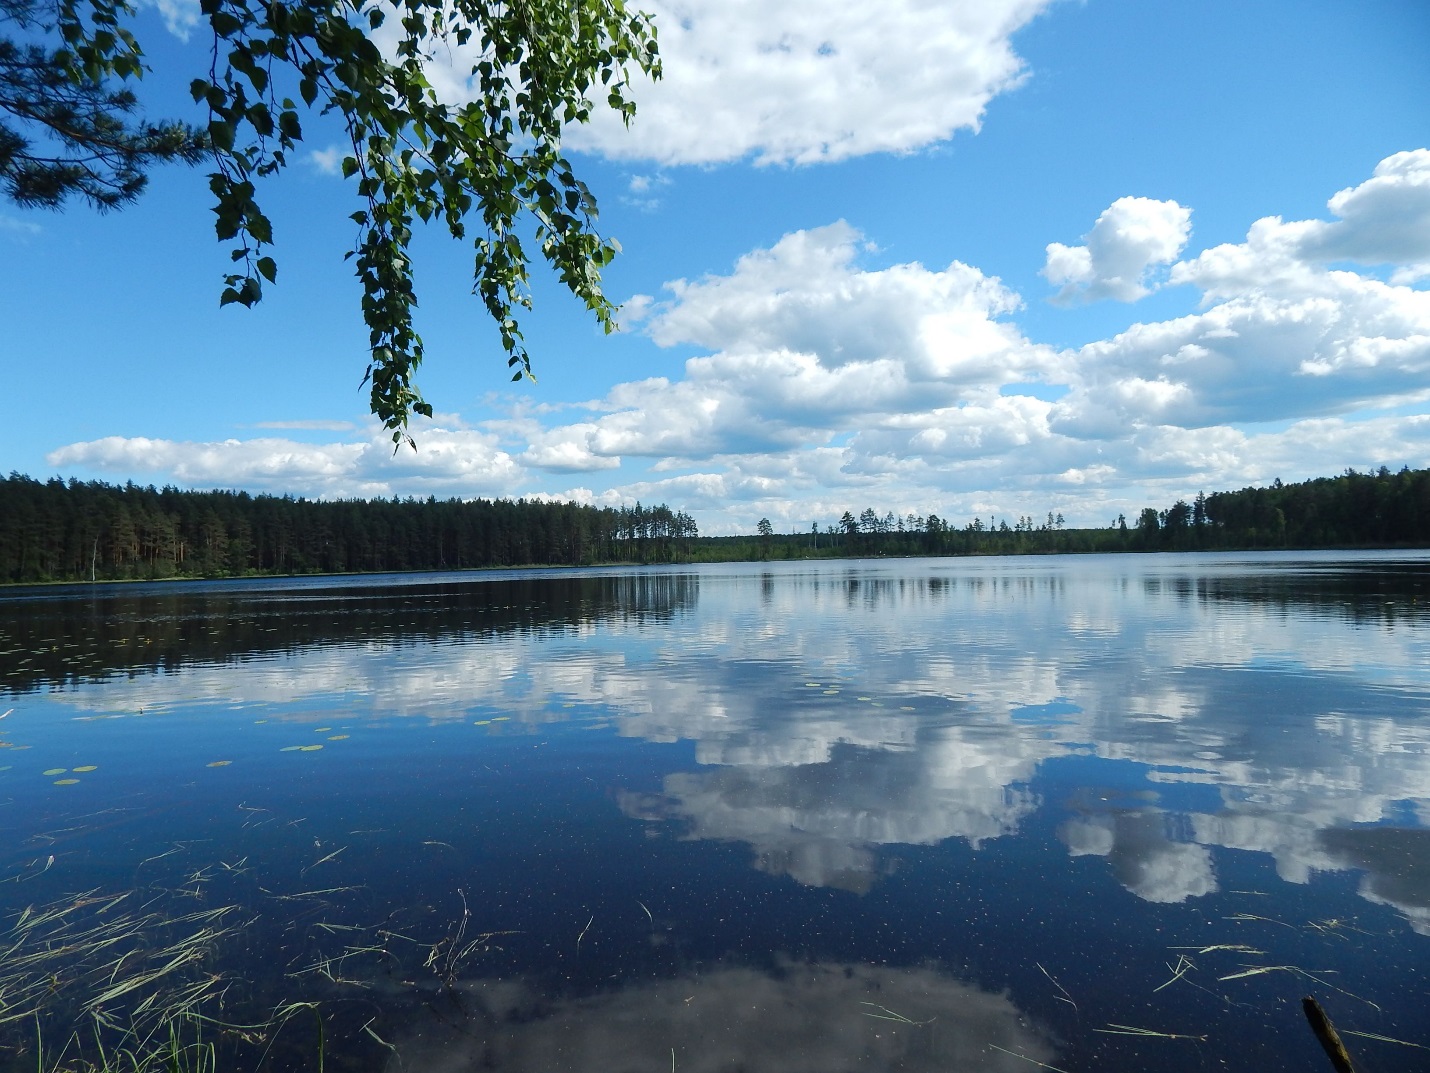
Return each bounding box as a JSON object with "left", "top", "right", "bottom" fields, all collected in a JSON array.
[{"left": 207, "top": 119, "right": 235, "bottom": 152}]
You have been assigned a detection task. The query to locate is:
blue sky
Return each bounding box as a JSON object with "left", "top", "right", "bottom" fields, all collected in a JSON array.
[{"left": 2, "top": 0, "right": 1428, "bottom": 533}]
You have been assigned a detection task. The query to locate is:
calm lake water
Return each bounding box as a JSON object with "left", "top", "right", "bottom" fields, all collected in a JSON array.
[{"left": 2, "top": 552, "right": 1429, "bottom": 1072}]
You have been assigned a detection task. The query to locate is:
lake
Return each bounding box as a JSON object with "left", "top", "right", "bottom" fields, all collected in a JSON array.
[{"left": 2, "top": 551, "right": 1429, "bottom": 1072}]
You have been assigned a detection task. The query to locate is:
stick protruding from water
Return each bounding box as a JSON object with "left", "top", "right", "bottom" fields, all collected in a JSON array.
[{"left": 1302, "top": 995, "right": 1358, "bottom": 1073}]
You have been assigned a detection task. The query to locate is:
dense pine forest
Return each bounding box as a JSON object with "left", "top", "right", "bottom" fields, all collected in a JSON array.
[
  {"left": 1, "top": 465, "right": 1427, "bottom": 584},
  {"left": 0, "top": 476, "right": 697, "bottom": 583}
]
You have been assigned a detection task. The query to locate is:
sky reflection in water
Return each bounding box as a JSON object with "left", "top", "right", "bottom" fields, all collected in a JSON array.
[{"left": 1, "top": 552, "right": 1429, "bottom": 1072}]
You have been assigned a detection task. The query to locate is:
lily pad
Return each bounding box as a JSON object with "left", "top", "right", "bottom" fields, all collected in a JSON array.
[
  {"left": 42, "top": 767, "right": 67, "bottom": 776},
  {"left": 53, "top": 778, "right": 80, "bottom": 785},
  {"left": 474, "top": 720, "right": 492, "bottom": 726},
  {"left": 327, "top": 734, "right": 349, "bottom": 740},
  {"left": 73, "top": 765, "right": 98, "bottom": 772},
  {"left": 207, "top": 760, "right": 232, "bottom": 767},
  {"left": 298, "top": 744, "right": 323, "bottom": 752}
]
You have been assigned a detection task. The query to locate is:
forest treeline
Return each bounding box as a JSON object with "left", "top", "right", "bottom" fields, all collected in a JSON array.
[
  {"left": 0, "top": 475, "right": 697, "bottom": 583},
  {"left": 1, "top": 465, "right": 1427, "bottom": 584},
  {"left": 728, "top": 465, "right": 1430, "bottom": 561}
]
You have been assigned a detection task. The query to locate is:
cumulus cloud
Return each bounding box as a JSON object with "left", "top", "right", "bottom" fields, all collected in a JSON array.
[
  {"left": 46, "top": 426, "right": 525, "bottom": 499},
  {"left": 1052, "top": 152, "right": 1430, "bottom": 437},
  {"left": 512, "top": 166, "right": 1429, "bottom": 529},
  {"left": 190, "top": 0, "right": 1049, "bottom": 170},
  {"left": 539, "top": 222, "right": 1058, "bottom": 470},
  {"left": 389, "top": 0, "right": 1050, "bottom": 167},
  {"left": 521, "top": 424, "right": 623, "bottom": 473},
  {"left": 41, "top": 152, "right": 1430, "bottom": 533},
  {"left": 560, "top": 0, "right": 1053, "bottom": 165},
  {"left": 1043, "top": 196, "right": 1193, "bottom": 304},
  {"left": 1299, "top": 149, "right": 1430, "bottom": 267}
]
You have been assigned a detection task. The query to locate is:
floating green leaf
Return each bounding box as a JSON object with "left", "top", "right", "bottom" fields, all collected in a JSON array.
[
  {"left": 53, "top": 778, "right": 80, "bottom": 785},
  {"left": 327, "top": 734, "right": 349, "bottom": 740},
  {"left": 42, "top": 767, "right": 67, "bottom": 776},
  {"left": 73, "top": 764, "right": 98, "bottom": 772},
  {"left": 298, "top": 744, "right": 323, "bottom": 752}
]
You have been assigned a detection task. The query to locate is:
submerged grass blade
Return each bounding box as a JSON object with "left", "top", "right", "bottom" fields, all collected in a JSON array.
[
  {"left": 1342, "top": 1029, "right": 1430, "bottom": 1051},
  {"left": 1095, "top": 1023, "right": 1208, "bottom": 1041},
  {"left": 859, "top": 1002, "right": 932, "bottom": 1026},
  {"left": 1035, "top": 962, "right": 1077, "bottom": 1009},
  {"left": 987, "top": 1043, "right": 1072, "bottom": 1072}
]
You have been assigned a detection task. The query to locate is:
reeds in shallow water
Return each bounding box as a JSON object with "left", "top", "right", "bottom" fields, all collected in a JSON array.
[{"left": 0, "top": 881, "right": 299, "bottom": 1073}]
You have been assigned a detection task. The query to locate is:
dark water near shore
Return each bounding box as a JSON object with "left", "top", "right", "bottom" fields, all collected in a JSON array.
[{"left": 2, "top": 552, "right": 1429, "bottom": 1072}]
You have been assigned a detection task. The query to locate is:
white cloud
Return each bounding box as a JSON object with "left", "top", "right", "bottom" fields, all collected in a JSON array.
[
  {"left": 1055, "top": 176, "right": 1430, "bottom": 435},
  {"left": 46, "top": 427, "right": 525, "bottom": 499},
  {"left": 1172, "top": 149, "right": 1430, "bottom": 296},
  {"left": 521, "top": 424, "right": 623, "bottom": 473},
  {"left": 40, "top": 153, "right": 1430, "bottom": 533},
  {"left": 0, "top": 214, "right": 42, "bottom": 237},
  {"left": 404, "top": 0, "right": 1051, "bottom": 167},
  {"left": 1300, "top": 148, "right": 1430, "bottom": 266},
  {"left": 305, "top": 146, "right": 346, "bottom": 176},
  {"left": 1043, "top": 196, "right": 1192, "bottom": 303},
  {"left": 144, "top": 0, "right": 199, "bottom": 39},
  {"left": 622, "top": 172, "right": 671, "bottom": 211},
  {"left": 569, "top": 222, "right": 1060, "bottom": 468}
]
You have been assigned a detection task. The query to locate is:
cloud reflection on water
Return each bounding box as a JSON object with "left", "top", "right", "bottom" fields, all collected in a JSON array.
[
  {"left": 380, "top": 961, "right": 1055, "bottom": 1073},
  {"left": 12, "top": 555, "right": 1430, "bottom": 927}
]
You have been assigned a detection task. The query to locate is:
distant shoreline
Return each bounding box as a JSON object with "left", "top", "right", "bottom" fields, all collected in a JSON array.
[
  {"left": 5, "top": 541, "right": 1429, "bottom": 592},
  {"left": 5, "top": 466, "right": 1428, "bottom": 585}
]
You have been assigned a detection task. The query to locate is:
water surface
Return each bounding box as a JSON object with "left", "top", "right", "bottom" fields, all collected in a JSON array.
[{"left": 2, "top": 552, "right": 1429, "bottom": 1071}]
